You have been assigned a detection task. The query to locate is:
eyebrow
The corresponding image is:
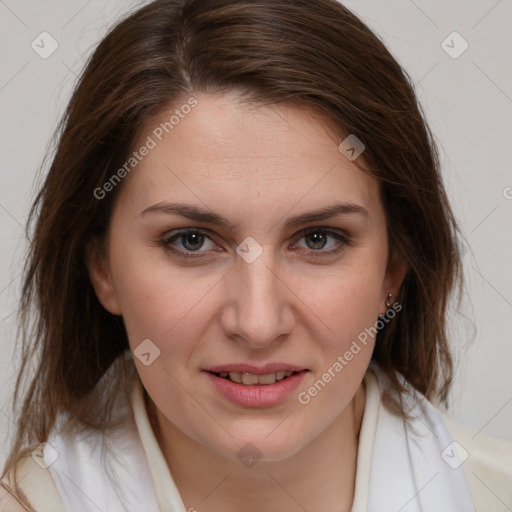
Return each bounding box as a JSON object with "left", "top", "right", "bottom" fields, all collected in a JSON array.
[{"left": 140, "top": 201, "right": 369, "bottom": 231}]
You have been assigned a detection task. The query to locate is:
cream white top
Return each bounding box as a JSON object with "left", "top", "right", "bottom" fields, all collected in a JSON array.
[{"left": 3, "top": 367, "right": 512, "bottom": 511}]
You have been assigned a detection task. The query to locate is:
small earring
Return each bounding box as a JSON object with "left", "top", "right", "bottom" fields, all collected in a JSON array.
[{"left": 385, "top": 293, "right": 393, "bottom": 308}]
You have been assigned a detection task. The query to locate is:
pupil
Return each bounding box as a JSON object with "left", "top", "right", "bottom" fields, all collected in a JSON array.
[
  {"left": 307, "top": 232, "right": 327, "bottom": 250},
  {"left": 183, "top": 233, "right": 204, "bottom": 251}
]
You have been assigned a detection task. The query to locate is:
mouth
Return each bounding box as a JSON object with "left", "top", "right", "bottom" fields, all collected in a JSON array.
[
  {"left": 207, "top": 370, "right": 302, "bottom": 386},
  {"left": 203, "top": 364, "right": 309, "bottom": 407}
]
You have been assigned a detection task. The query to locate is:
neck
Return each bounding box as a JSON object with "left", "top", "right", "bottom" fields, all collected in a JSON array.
[{"left": 146, "top": 382, "right": 366, "bottom": 512}]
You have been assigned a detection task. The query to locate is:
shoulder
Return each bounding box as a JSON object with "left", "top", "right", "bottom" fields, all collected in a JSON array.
[
  {"left": 0, "top": 483, "right": 28, "bottom": 512},
  {"left": 438, "top": 408, "right": 512, "bottom": 512},
  {"left": 1, "top": 445, "right": 64, "bottom": 512}
]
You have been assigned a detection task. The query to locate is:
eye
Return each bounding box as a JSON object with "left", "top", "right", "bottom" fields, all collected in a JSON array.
[
  {"left": 292, "top": 227, "right": 348, "bottom": 256},
  {"left": 159, "top": 227, "right": 349, "bottom": 259},
  {"left": 161, "top": 228, "right": 216, "bottom": 256}
]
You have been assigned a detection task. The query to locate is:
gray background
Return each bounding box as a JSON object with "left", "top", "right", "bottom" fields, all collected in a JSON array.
[{"left": 1, "top": 0, "right": 511, "bottom": 469}]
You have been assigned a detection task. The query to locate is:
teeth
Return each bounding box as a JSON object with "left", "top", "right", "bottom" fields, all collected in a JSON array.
[
  {"left": 229, "top": 372, "right": 242, "bottom": 383},
  {"left": 258, "top": 373, "right": 276, "bottom": 385},
  {"left": 222, "top": 370, "right": 295, "bottom": 385},
  {"left": 241, "top": 373, "right": 259, "bottom": 385}
]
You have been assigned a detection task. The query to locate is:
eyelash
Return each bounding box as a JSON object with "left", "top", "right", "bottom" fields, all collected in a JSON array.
[{"left": 158, "top": 227, "right": 350, "bottom": 259}]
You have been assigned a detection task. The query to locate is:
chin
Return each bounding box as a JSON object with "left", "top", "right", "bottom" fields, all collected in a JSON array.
[{"left": 207, "top": 427, "right": 308, "bottom": 464}]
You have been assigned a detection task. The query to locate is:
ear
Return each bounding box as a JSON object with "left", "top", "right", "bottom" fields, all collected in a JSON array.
[
  {"left": 380, "top": 247, "right": 408, "bottom": 315},
  {"left": 85, "top": 239, "right": 122, "bottom": 316}
]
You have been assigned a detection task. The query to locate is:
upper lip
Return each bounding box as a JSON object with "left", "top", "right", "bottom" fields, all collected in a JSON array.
[{"left": 204, "top": 363, "right": 308, "bottom": 375}]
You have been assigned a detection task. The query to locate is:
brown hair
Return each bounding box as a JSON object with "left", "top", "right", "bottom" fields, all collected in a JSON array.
[{"left": 2, "top": 0, "right": 462, "bottom": 499}]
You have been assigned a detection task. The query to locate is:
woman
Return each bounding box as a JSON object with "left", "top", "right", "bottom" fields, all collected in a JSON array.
[{"left": 1, "top": 0, "right": 511, "bottom": 510}]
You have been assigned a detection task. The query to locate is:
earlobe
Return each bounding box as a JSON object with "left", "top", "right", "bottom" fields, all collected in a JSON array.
[
  {"left": 381, "top": 249, "right": 408, "bottom": 313},
  {"left": 85, "top": 240, "right": 122, "bottom": 316}
]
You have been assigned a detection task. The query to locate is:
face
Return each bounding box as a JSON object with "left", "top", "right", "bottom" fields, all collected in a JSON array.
[{"left": 89, "top": 91, "right": 405, "bottom": 462}]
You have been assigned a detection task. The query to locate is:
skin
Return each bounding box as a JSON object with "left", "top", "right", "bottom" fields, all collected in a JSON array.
[
  {"left": 0, "top": 486, "right": 26, "bottom": 512},
  {"left": 88, "top": 91, "right": 406, "bottom": 512}
]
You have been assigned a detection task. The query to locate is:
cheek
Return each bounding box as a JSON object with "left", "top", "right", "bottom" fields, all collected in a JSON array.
[
  {"left": 305, "top": 256, "right": 386, "bottom": 345},
  {"left": 108, "top": 238, "right": 211, "bottom": 351},
  {"left": 294, "top": 264, "right": 382, "bottom": 431},
  {"left": 110, "top": 249, "right": 214, "bottom": 413}
]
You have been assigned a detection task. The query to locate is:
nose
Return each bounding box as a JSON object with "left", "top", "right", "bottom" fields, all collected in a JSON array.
[{"left": 221, "top": 247, "right": 295, "bottom": 349}]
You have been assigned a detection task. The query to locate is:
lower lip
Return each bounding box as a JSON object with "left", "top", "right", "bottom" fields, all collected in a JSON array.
[{"left": 205, "top": 371, "right": 308, "bottom": 408}]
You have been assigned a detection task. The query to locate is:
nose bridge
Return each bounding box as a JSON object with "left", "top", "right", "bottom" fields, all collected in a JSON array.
[{"left": 227, "top": 245, "right": 292, "bottom": 347}]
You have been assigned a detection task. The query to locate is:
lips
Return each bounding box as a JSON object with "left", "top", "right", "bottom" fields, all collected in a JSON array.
[
  {"left": 204, "top": 363, "right": 307, "bottom": 385},
  {"left": 203, "top": 363, "right": 309, "bottom": 407}
]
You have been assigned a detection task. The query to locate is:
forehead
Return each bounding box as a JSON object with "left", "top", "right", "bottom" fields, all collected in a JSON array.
[{"left": 121, "top": 92, "right": 380, "bottom": 216}]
